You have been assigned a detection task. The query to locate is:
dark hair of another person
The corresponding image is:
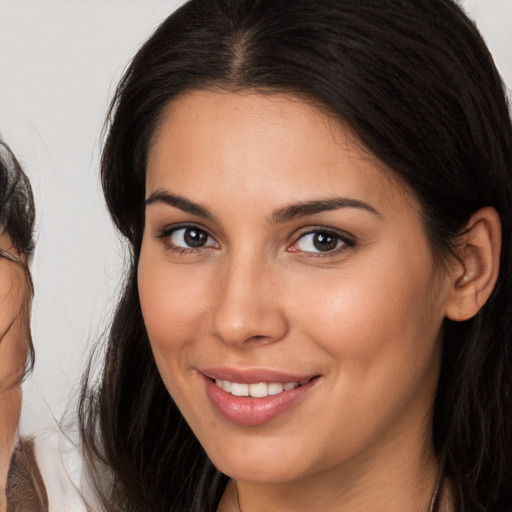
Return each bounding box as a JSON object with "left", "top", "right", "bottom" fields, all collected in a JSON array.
[
  {"left": 0, "top": 139, "right": 35, "bottom": 380},
  {"left": 79, "top": 0, "right": 512, "bottom": 510}
]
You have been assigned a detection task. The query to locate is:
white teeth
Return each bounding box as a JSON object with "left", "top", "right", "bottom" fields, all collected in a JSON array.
[
  {"left": 214, "top": 379, "right": 307, "bottom": 397},
  {"left": 231, "top": 382, "right": 250, "bottom": 396},
  {"left": 249, "top": 382, "right": 268, "bottom": 397},
  {"left": 215, "top": 379, "right": 233, "bottom": 392},
  {"left": 267, "top": 382, "right": 284, "bottom": 395}
]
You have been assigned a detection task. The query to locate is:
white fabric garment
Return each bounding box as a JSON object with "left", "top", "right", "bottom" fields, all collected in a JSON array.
[{"left": 32, "top": 427, "right": 90, "bottom": 512}]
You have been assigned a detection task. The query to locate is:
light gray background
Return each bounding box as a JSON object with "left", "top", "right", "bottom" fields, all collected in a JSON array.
[{"left": 0, "top": 0, "right": 511, "bottom": 433}]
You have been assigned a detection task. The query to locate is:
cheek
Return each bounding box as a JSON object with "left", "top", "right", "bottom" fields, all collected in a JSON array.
[
  {"left": 0, "top": 386, "right": 22, "bottom": 479},
  {"left": 0, "top": 289, "right": 30, "bottom": 388},
  {"left": 137, "top": 253, "right": 222, "bottom": 429},
  {"left": 138, "top": 255, "right": 210, "bottom": 374},
  {"left": 283, "top": 259, "right": 443, "bottom": 462},
  {"left": 294, "top": 248, "right": 443, "bottom": 387}
]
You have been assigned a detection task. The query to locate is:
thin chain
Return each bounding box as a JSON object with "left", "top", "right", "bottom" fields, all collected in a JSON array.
[
  {"left": 235, "top": 481, "right": 242, "bottom": 512},
  {"left": 428, "top": 457, "right": 444, "bottom": 512}
]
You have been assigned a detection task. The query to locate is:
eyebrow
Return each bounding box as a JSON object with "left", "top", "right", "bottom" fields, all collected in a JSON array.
[
  {"left": 145, "top": 190, "right": 381, "bottom": 223},
  {"left": 269, "top": 197, "right": 382, "bottom": 223},
  {"left": 146, "top": 191, "right": 215, "bottom": 220}
]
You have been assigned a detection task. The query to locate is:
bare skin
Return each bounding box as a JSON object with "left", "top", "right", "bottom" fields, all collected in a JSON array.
[
  {"left": 139, "top": 91, "right": 500, "bottom": 512},
  {"left": 0, "top": 233, "right": 30, "bottom": 511}
]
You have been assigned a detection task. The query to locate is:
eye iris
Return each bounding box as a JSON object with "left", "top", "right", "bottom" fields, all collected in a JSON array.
[
  {"left": 184, "top": 228, "right": 208, "bottom": 247},
  {"left": 313, "top": 232, "right": 338, "bottom": 252}
]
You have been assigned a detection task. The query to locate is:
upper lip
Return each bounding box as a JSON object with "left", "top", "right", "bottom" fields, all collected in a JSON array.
[{"left": 200, "top": 367, "right": 318, "bottom": 384}]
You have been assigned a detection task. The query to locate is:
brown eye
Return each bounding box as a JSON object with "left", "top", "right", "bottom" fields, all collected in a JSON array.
[
  {"left": 169, "top": 227, "right": 217, "bottom": 249},
  {"left": 292, "top": 230, "right": 352, "bottom": 254},
  {"left": 311, "top": 232, "right": 339, "bottom": 252}
]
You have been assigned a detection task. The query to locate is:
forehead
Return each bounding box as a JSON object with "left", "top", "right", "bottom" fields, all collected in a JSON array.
[{"left": 146, "top": 91, "right": 417, "bottom": 216}]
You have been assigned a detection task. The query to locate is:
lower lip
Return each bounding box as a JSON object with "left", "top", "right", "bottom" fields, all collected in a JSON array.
[{"left": 204, "top": 376, "right": 318, "bottom": 426}]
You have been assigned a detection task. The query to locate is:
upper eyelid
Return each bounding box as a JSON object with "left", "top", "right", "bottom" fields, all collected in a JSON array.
[
  {"left": 157, "top": 225, "right": 219, "bottom": 254},
  {"left": 287, "top": 227, "right": 356, "bottom": 255},
  {"left": 157, "top": 222, "right": 214, "bottom": 238},
  {"left": 158, "top": 224, "right": 354, "bottom": 237},
  {"left": 155, "top": 222, "right": 355, "bottom": 250},
  {"left": 156, "top": 223, "right": 219, "bottom": 249},
  {"left": 292, "top": 226, "right": 355, "bottom": 242}
]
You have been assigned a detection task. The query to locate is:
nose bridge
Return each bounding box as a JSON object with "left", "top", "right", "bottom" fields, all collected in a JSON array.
[{"left": 210, "top": 246, "right": 288, "bottom": 346}]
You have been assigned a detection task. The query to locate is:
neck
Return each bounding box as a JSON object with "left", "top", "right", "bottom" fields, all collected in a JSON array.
[{"left": 219, "top": 425, "right": 443, "bottom": 512}]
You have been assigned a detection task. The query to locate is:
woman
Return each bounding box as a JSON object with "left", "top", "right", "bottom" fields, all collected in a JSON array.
[
  {"left": 80, "top": 0, "right": 512, "bottom": 510},
  {"left": 0, "top": 141, "right": 89, "bottom": 512},
  {"left": 0, "top": 140, "right": 48, "bottom": 511}
]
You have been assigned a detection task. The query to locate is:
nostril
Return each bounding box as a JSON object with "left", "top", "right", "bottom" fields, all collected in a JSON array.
[{"left": 246, "top": 334, "right": 268, "bottom": 343}]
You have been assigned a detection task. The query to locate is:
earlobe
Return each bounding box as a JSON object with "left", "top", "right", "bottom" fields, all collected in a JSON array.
[{"left": 445, "top": 207, "right": 501, "bottom": 322}]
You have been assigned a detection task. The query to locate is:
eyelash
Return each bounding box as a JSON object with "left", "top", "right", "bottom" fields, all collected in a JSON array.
[
  {"left": 156, "top": 224, "right": 218, "bottom": 255},
  {"left": 288, "top": 228, "right": 356, "bottom": 257},
  {"left": 156, "top": 224, "right": 356, "bottom": 257}
]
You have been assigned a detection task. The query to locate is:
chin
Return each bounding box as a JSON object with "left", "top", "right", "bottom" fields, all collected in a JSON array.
[
  {"left": 205, "top": 441, "right": 313, "bottom": 484},
  {"left": 216, "top": 460, "right": 298, "bottom": 484}
]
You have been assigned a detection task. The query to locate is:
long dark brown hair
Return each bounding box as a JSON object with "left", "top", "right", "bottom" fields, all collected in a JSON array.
[
  {"left": 80, "top": 1, "right": 512, "bottom": 510},
  {"left": 0, "top": 139, "right": 35, "bottom": 383},
  {"left": 0, "top": 139, "right": 42, "bottom": 510}
]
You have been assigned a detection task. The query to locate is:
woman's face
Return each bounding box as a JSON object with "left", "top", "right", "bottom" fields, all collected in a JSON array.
[
  {"left": 139, "top": 91, "right": 452, "bottom": 484},
  {"left": 0, "top": 234, "right": 28, "bottom": 498}
]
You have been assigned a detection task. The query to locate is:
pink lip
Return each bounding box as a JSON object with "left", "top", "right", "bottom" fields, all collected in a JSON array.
[
  {"left": 200, "top": 368, "right": 320, "bottom": 427},
  {"left": 201, "top": 367, "right": 314, "bottom": 384}
]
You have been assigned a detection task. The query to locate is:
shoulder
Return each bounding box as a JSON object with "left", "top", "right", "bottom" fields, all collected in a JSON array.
[
  {"left": 6, "top": 437, "right": 48, "bottom": 512},
  {"left": 8, "top": 425, "right": 100, "bottom": 512},
  {"left": 35, "top": 424, "right": 100, "bottom": 512}
]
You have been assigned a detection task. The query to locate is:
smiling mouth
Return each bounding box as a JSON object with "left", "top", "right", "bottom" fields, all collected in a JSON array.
[
  {"left": 214, "top": 378, "right": 313, "bottom": 398},
  {"left": 204, "top": 374, "right": 320, "bottom": 426}
]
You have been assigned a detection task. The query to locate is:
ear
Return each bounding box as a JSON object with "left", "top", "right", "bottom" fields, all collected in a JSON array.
[{"left": 445, "top": 207, "right": 501, "bottom": 321}]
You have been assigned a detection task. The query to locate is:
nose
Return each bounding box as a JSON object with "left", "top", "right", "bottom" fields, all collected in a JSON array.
[{"left": 210, "top": 254, "right": 289, "bottom": 347}]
